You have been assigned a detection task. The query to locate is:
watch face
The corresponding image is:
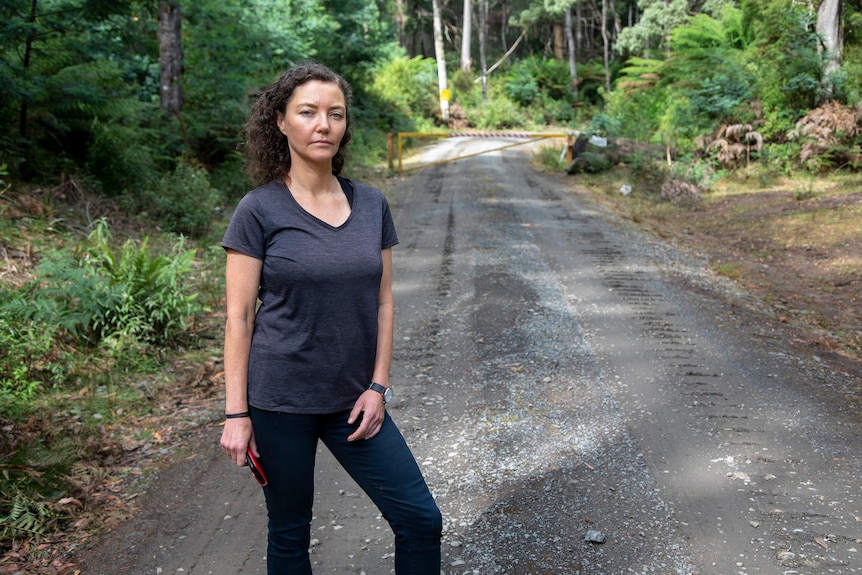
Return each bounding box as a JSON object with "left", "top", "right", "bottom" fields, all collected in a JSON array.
[{"left": 383, "top": 386, "right": 393, "bottom": 403}]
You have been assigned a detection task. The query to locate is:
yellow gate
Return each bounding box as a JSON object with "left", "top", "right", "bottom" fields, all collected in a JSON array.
[{"left": 388, "top": 131, "right": 574, "bottom": 173}]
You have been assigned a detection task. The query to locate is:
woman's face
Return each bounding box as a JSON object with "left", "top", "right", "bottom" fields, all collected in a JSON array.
[{"left": 276, "top": 80, "right": 347, "bottom": 169}]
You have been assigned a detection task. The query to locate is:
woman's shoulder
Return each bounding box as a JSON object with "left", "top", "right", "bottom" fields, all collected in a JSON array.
[
  {"left": 340, "top": 177, "right": 386, "bottom": 201},
  {"left": 246, "top": 179, "right": 287, "bottom": 199},
  {"left": 234, "top": 180, "right": 288, "bottom": 211}
]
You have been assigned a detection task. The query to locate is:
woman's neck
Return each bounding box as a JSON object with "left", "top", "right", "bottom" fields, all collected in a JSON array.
[{"left": 285, "top": 164, "right": 337, "bottom": 199}]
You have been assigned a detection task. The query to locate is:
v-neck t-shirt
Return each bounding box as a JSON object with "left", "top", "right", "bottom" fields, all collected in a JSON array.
[{"left": 221, "top": 177, "right": 399, "bottom": 413}]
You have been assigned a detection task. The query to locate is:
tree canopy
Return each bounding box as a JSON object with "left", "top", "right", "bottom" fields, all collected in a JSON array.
[{"left": 1, "top": 0, "right": 860, "bottom": 218}]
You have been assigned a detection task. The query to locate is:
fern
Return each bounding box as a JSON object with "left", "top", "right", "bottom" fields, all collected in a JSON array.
[
  {"left": 85, "top": 220, "right": 203, "bottom": 346},
  {"left": 616, "top": 57, "right": 666, "bottom": 93},
  {"left": 0, "top": 493, "right": 54, "bottom": 542}
]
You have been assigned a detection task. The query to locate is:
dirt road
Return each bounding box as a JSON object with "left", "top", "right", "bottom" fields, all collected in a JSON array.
[{"left": 75, "top": 139, "right": 862, "bottom": 574}]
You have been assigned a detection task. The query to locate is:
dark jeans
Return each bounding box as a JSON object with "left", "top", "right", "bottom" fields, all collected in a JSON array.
[{"left": 250, "top": 407, "right": 443, "bottom": 575}]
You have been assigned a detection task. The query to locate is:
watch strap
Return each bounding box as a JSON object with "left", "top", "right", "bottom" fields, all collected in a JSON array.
[{"left": 368, "top": 382, "right": 391, "bottom": 403}]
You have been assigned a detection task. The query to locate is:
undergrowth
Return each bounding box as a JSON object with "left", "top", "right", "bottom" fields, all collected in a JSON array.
[{"left": 0, "top": 198, "right": 218, "bottom": 556}]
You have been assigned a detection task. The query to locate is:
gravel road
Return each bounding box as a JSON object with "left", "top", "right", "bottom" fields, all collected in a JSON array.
[{"left": 74, "top": 138, "right": 862, "bottom": 575}]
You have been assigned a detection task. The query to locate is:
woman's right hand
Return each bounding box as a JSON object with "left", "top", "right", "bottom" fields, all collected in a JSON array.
[{"left": 220, "top": 417, "right": 256, "bottom": 466}]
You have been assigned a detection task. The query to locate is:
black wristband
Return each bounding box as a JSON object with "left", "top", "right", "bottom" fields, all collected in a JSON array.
[{"left": 225, "top": 411, "right": 250, "bottom": 419}]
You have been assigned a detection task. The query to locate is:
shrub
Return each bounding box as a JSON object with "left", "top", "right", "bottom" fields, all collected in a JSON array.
[
  {"left": 787, "top": 102, "right": 862, "bottom": 170},
  {"left": 139, "top": 161, "right": 222, "bottom": 238},
  {"left": 83, "top": 220, "right": 204, "bottom": 346},
  {"left": 660, "top": 179, "right": 703, "bottom": 205},
  {"left": 87, "top": 105, "right": 162, "bottom": 197},
  {"left": 0, "top": 307, "right": 57, "bottom": 404},
  {"left": 472, "top": 95, "right": 524, "bottom": 130},
  {"left": 5, "top": 220, "right": 204, "bottom": 356},
  {"left": 505, "top": 65, "right": 540, "bottom": 106},
  {"left": 701, "top": 123, "right": 764, "bottom": 168},
  {"left": 372, "top": 55, "right": 439, "bottom": 120}
]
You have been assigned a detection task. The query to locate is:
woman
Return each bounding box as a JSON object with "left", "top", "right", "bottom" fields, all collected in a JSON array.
[{"left": 219, "top": 62, "right": 442, "bottom": 574}]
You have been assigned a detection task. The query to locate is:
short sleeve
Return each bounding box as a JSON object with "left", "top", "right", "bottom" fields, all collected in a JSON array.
[
  {"left": 222, "top": 193, "right": 266, "bottom": 260},
  {"left": 381, "top": 195, "right": 398, "bottom": 250}
]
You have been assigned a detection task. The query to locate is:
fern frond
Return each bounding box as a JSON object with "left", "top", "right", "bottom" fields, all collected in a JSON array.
[
  {"left": 616, "top": 57, "right": 666, "bottom": 92},
  {"left": 0, "top": 493, "right": 53, "bottom": 542}
]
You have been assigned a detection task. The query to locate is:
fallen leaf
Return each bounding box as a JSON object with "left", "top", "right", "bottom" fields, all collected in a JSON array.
[
  {"left": 814, "top": 535, "right": 829, "bottom": 549},
  {"left": 57, "top": 497, "right": 83, "bottom": 507}
]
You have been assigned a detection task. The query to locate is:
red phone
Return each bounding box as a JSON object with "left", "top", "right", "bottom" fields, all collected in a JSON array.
[{"left": 246, "top": 448, "right": 268, "bottom": 486}]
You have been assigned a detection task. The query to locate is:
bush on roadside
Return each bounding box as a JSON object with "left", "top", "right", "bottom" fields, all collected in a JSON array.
[
  {"left": 135, "top": 162, "right": 222, "bottom": 238},
  {"left": 0, "top": 219, "right": 206, "bottom": 409}
]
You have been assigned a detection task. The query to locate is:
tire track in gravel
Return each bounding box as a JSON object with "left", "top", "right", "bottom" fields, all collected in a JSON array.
[{"left": 390, "top": 145, "right": 696, "bottom": 574}]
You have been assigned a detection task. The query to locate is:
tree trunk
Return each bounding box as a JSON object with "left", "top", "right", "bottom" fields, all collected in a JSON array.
[
  {"left": 554, "top": 23, "right": 565, "bottom": 59},
  {"left": 576, "top": 0, "right": 583, "bottom": 51},
  {"left": 158, "top": 1, "right": 183, "bottom": 115},
  {"left": 566, "top": 7, "right": 578, "bottom": 103},
  {"left": 432, "top": 0, "right": 449, "bottom": 121},
  {"left": 479, "top": 0, "right": 489, "bottom": 100},
  {"left": 601, "top": 0, "right": 610, "bottom": 91},
  {"left": 461, "top": 0, "right": 472, "bottom": 72},
  {"left": 395, "top": 0, "right": 407, "bottom": 49},
  {"left": 19, "top": 0, "right": 38, "bottom": 139},
  {"left": 817, "top": 0, "right": 842, "bottom": 93}
]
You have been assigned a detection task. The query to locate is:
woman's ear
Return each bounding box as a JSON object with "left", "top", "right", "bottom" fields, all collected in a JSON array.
[{"left": 276, "top": 112, "right": 287, "bottom": 135}]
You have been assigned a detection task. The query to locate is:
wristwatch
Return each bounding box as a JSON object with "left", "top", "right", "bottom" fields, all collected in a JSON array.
[{"left": 368, "top": 382, "right": 392, "bottom": 404}]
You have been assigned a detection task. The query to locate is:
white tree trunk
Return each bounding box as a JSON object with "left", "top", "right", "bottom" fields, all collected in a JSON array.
[
  {"left": 479, "top": 0, "right": 488, "bottom": 100},
  {"left": 432, "top": 0, "right": 449, "bottom": 121},
  {"left": 566, "top": 6, "right": 578, "bottom": 102},
  {"left": 461, "top": 0, "right": 472, "bottom": 72},
  {"left": 817, "top": 0, "right": 842, "bottom": 82},
  {"left": 601, "top": 0, "right": 610, "bottom": 92}
]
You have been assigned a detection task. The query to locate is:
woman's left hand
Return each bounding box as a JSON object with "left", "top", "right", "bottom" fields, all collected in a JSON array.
[{"left": 347, "top": 390, "right": 386, "bottom": 441}]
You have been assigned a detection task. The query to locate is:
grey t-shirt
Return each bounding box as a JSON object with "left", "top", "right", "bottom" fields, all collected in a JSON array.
[{"left": 221, "top": 177, "right": 398, "bottom": 414}]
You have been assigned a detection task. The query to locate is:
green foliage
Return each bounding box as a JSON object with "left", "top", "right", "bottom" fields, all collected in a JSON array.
[
  {"left": 539, "top": 96, "right": 576, "bottom": 124},
  {"left": 615, "top": 0, "right": 690, "bottom": 57},
  {"left": 505, "top": 56, "right": 575, "bottom": 108},
  {"left": 744, "top": 3, "right": 827, "bottom": 131},
  {"left": 318, "top": 0, "right": 399, "bottom": 89},
  {"left": 0, "top": 307, "right": 57, "bottom": 405},
  {"left": 533, "top": 144, "right": 567, "bottom": 171},
  {"left": 669, "top": 155, "right": 721, "bottom": 190},
  {"left": 471, "top": 93, "right": 524, "bottom": 130},
  {"left": 0, "top": 493, "right": 54, "bottom": 543},
  {"left": 616, "top": 57, "right": 665, "bottom": 93},
  {"left": 587, "top": 112, "right": 622, "bottom": 137},
  {"left": 506, "top": 65, "right": 541, "bottom": 107},
  {"left": 372, "top": 55, "right": 440, "bottom": 120},
  {"left": 141, "top": 162, "right": 222, "bottom": 238},
  {"left": 604, "top": 88, "right": 665, "bottom": 141},
  {"left": 0, "top": 219, "right": 205, "bottom": 396},
  {"left": 87, "top": 106, "right": 163, "bottom": 197},
  {"left": 82, "top": 220, "right": 204, "bottom": 347}
]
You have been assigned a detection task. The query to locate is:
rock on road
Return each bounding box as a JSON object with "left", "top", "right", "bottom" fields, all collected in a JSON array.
[{"left": 75, "top": 139, "right": 862, "bottom": 575}]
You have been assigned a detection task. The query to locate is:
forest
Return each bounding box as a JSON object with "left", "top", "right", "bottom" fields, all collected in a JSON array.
[{"left": 1, "top": 0, "right": 861, "bottom": 566}]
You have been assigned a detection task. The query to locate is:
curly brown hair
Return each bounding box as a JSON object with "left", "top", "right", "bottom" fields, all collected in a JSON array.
[{"left": 243, "top": 62, "right": 354, "bottom": 186}]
